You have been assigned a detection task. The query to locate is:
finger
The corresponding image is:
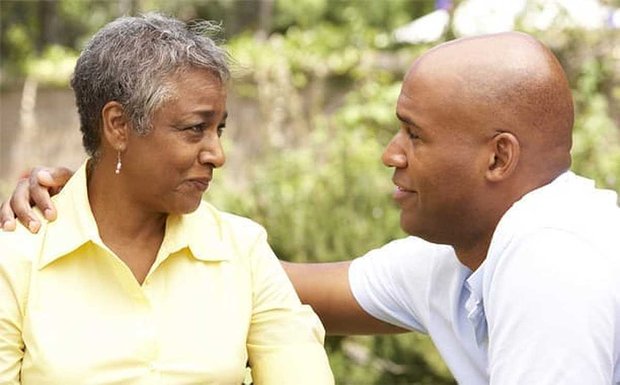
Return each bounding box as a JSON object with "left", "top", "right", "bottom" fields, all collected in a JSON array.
[
  {"left": 38, "top": 167, "right": 72, "bottom": 220},
  {"left": 0, "top": 200, "right": 17, "bottom": 231},
  {"left": 10, "top": 179, "right": 41, "bottom": 233},
  {"left": 31, "top": 167, "right": 72, "bottom": 221},
  {"left": 36, "top": 166, "right": 73, "bottom": 188},
  {"left": 31, "top": 170, "right": 56, "bottom": 221},
  {"left": 17, "top": 167, "right": 34, "bottom": 180}
]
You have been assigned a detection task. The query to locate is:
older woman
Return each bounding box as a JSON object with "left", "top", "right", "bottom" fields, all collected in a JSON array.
[{"left": 0, "top": 13, "right": 333, "bottom": 385}]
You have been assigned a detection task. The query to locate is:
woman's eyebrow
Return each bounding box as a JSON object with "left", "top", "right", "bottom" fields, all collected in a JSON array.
[
  {"left": 185, "top": 109, "right": 227, "bottom": 121},
  {"left": 201, "top": 110, "right": 228, "bottom": 121}
]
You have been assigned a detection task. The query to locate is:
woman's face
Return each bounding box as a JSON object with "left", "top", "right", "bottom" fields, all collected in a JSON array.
[{"left": 121, "top": 68, "right": 228, "bottom": 215}]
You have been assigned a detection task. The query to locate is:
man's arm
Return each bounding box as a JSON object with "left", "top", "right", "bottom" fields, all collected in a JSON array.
[
  {"left": 0, "top": 167, "right": 72, "bottom": 232},
  {"left": 282, "top": 261, "right": 407, "bottom": 335},
  {"left": 1, "top": 167, "right": 406, "bottom": 337}
]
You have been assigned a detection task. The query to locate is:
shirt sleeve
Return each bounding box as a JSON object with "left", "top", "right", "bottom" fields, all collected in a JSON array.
[
  {"left": 0, "top": 241, "right": 29, "bottom": 385},
  {"left": 245, "top": 227, "right": 334, "bottom": 385},
  {"left": 348, "top": 236, "right": 448, "bottom": 333},
  {"left": 486, "top": 229, "right": 616, "bottom": 384}
]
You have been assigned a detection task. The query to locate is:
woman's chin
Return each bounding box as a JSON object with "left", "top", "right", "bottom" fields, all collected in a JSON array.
[{"left": 167, "top": 198, "right": 204, "bottom": 215}]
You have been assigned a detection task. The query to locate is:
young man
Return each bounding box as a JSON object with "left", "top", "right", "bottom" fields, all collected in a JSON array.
[{"left": 3, "top": 32, "right": 620, "bottom": 384}]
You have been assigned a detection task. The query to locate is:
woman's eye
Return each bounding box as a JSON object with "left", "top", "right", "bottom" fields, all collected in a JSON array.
[
  {"left": 187, "top": 123, "right": 206, "bottom": 133},
  {"left": 180, "top": 122, "right": 225, "bottom": 137}
]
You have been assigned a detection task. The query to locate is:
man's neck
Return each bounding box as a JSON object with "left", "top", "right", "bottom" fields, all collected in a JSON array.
[{"left": 454, "top": 238, "right": 492, "bottom": 271}]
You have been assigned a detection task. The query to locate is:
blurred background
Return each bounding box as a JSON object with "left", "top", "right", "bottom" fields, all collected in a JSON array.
[{"left": 1, "top": 0, "right": 619, "bottom": 383}]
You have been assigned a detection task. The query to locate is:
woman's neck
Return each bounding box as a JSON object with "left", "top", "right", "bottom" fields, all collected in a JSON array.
[{"left": 87, "top": 160, "right": 166, "bottom": 284}]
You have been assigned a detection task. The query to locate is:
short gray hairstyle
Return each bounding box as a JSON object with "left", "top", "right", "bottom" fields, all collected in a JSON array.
[{"left": 71, "top": 13, "right": 230, "bottom": 157}]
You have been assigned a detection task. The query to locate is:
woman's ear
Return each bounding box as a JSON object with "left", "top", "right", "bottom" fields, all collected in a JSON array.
[
  {"left": 486, "top": 132, "right": 520, "bottom": 182},
  {"left": 101, "top": 101, "right": 130, "bottom": 151}
]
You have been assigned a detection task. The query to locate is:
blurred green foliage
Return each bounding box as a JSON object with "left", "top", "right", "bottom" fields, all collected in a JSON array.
[
  {"left": 571, "top": 56, "right": 620, "bottom": 190},
  {"left": 1, "top": 0, "right": 619, "bottom": 384}
]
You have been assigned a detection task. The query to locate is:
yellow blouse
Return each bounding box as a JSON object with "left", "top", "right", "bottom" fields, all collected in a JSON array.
[{"left": 0, "top": 162, "right": 334, "bottom": 385}]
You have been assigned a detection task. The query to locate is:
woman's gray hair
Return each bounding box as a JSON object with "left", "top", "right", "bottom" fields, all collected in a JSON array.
[{"left": 71, "top": 13, "right": 230, "bottom": 157}]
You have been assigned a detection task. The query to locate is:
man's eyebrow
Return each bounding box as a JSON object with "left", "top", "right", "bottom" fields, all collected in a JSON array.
[{"left": 396, "top": 112, "right": 419, "bottom": 128}]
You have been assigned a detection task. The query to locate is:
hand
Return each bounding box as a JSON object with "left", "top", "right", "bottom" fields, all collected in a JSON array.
[{"left": 0, "top": 167, "right": 73, "bottom": 233}]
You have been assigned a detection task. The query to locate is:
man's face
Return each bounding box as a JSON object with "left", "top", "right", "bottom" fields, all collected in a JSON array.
[{"left": 382, "top": 64, "right": 489, "bottom": 244}]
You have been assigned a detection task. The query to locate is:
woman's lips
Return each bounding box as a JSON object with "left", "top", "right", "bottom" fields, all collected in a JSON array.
[{"left": 187, "top": 178, "right": 210, "bottom": 192}]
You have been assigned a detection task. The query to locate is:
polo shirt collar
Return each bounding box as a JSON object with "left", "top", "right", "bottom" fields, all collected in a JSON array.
[
  {"left": 464, "top": 263, "right": 487, "bottom": 346},
  {"left": 159, "top": 203, "right": 230, "bottom": 262},
  {"left": 39, "top": 161, "right": 99, "bottom": 269},
  {"left": 39, "top": 160, "right": 230, "bottom": 269}
]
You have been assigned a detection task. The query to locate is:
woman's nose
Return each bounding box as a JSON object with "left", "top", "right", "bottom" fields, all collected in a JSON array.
[{"left": 199, "top": 136, "right": 225, "bottom": 168}]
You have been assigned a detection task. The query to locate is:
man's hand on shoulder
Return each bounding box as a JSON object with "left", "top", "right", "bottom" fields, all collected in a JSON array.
[{"left": 0, "top": 166, "right": 73, "bottom": 233}]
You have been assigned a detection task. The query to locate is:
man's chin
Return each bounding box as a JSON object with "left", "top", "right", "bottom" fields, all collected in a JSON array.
[
  {"left": 400, "top": 216, "right": 434, "bottom": 241},
  {"left": 400, "top": 216, "right": 421, "bottom": 237}
]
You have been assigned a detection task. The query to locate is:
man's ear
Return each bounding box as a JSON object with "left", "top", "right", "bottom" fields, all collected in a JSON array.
[
  {"left": 101, "top": 101, "right": 130, "bottom": 151},
  {"left": 486, "top": 132, "right": 520, "bottom": 182}
]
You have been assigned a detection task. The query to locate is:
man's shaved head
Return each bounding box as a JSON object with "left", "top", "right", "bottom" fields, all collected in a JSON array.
[{"left": 405, "top": 32, "right": 574, "bottom": 181}]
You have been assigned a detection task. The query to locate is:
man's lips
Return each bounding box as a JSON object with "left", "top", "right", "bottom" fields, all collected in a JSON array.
[{"left": 393, "top": 185, "right": 416, "bottom": 201}]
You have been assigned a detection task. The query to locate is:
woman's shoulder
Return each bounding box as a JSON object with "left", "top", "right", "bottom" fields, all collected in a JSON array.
[
  {"left": 188, "top": 202, "right": 272, "bottom": 263},
  {"left": 195, "top": 201, "right": 267, "bottom": 236},
  {"left": 0, "top": 213, "right": 47, "bottom": 266},
  {"left": 0, "top": 220, "right": 43, "bottom": 293}
]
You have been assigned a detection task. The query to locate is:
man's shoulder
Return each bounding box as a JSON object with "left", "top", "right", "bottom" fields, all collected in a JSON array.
[
  {"left": 492, "top": 172, "right": 619, "bottom": 253},
  {"left": 484, "top": 227, "right": 620, "bottom": 315},
  {"left": 483, "top": 173, "right": 620, "bottom": 302}
]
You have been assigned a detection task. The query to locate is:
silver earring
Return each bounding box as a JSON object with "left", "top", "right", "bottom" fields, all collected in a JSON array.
[{"left": 115, "top": 150, "right": 122, "bottom": 174}]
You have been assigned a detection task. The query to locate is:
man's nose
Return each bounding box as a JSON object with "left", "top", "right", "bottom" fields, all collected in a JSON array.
[{"left": 382, "top": 133, "right": 407, "bottom": 168}]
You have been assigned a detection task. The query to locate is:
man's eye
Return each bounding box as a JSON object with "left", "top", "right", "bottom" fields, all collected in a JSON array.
[
  {"left": 405, "top": 128, "right": 419, "bottom": 140},
  {"left": 217, "top": 123, "right": 226, "bottom": 137}
]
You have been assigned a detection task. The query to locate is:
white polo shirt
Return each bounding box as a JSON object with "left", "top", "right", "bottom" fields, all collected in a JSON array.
[{"left": 350, "top": 171, "right": 620, "bottom": 384}]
